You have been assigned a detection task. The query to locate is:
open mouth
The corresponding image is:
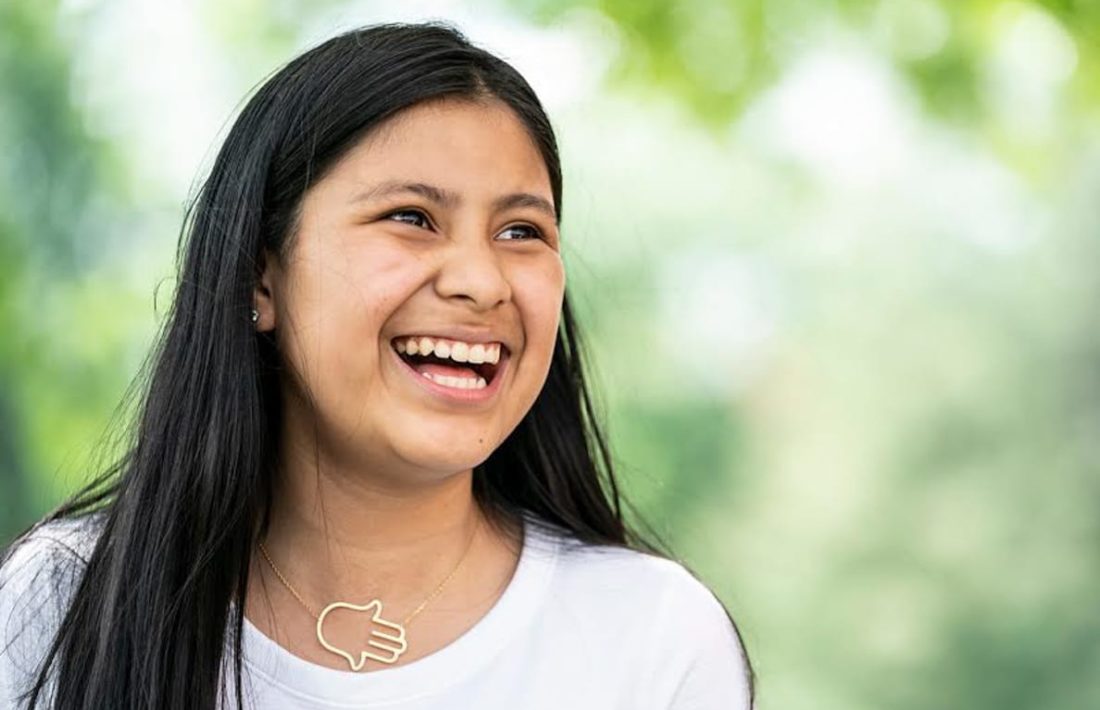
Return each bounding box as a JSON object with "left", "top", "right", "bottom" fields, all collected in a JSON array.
[{"left": 391, "top": 337, "right": 509, "bottom": 388}]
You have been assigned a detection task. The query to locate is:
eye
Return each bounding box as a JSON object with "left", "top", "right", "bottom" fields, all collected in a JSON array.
[
  {"left": 496, "top": 224, "right": 544, "bottom": 242},
  {"left": 386, "top": 209, "right": 432, "bottom": 229}
]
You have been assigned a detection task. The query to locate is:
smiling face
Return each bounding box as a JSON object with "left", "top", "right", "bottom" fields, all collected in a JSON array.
[{"left": 254, "top": 98, "right": 565, "bottom": 485}]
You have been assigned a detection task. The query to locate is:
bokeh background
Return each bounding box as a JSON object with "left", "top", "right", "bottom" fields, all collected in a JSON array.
[{"left": 2, "top": 0, "right": 1098, "bottom": 707}]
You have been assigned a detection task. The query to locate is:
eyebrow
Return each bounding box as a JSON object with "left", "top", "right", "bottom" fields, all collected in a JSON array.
[{"left": 350, "top": 180, "right": 558, "bottom": 223}]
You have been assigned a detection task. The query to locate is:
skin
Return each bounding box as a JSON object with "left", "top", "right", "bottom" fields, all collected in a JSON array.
[{"left": 244, "top": 97, "right": 565, "bottom": 670}]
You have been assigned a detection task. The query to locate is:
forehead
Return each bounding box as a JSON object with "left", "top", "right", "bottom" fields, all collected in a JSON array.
[{"left": 320, "top": 98, "right": 552, "bottom": 200}]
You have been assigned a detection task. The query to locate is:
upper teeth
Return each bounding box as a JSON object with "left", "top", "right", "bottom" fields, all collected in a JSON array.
[{"left": 394, "top": 336, "right": 502, "bottom": 365}]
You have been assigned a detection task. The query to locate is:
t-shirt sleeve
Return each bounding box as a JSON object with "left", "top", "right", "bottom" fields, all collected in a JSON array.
[
  {"left": 1, "top": 520, "right": 89, "bottom": 708},
  {"left": 0, "top": 573, "right": 15, "bottom": 708},
  {"left": 1, "top": 536, "right": 49, "bottom": 707},
  {"left": 646, "top": 560, "right": 753, "bottom": 710}
]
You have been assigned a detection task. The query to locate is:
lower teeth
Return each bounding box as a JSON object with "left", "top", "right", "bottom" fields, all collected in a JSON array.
[{"left": 422, "top": 372, "right": 488, "bottom": 390}]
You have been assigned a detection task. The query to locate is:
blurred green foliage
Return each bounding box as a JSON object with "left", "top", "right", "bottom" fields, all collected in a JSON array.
[
  {"left": 0, "top": 0, "right": 161, "bottom": 533},
  {"left": 514, "top": 0, "right": 1100, "bottom": 127},
  {"left": 0, "top": 0, "right": 123, "bottom": 531},
  {"left": 1, "top": 1, "right": 1097, "bottom": 708}
]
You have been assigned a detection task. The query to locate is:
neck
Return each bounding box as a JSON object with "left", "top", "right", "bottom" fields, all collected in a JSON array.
[{"left": 257, "top": 449, "right": 502, "bottom": 608}]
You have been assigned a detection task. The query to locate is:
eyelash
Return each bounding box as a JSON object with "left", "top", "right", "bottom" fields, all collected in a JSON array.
[{"left": 385, "top": 209, "right": 545, "bottom": 242}]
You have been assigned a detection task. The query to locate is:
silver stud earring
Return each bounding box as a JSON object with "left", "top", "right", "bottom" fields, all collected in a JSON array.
[{"left": 250, "top": 308, "right": 259, "bottom": 324}]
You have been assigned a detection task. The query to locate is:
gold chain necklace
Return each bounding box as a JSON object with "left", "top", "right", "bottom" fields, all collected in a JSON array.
[{"left": 257, "top": 515, "right": 480, "bottom": 672}]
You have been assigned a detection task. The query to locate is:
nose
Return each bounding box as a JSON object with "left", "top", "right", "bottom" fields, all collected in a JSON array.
[{"left": 433, "top": 234, "right": 512, "bottom": 312}]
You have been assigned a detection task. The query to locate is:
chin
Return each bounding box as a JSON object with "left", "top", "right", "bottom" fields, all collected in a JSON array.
[{"left": 398, "top": 441, "right": 499, "bottom": 478}]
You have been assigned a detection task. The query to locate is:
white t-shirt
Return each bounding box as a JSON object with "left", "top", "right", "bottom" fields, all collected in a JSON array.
[{"left": 1, "top": 512, "right": 751, "bottom": 709}]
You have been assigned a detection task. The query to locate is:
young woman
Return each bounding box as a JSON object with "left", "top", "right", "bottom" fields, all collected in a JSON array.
[{"left": 0, "top": 22, "right": 753, "bottom": 709}]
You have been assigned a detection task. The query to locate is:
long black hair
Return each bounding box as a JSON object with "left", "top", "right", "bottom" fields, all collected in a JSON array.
[{"left": 1, "top": 21, "right": 753, "bottom": 708}]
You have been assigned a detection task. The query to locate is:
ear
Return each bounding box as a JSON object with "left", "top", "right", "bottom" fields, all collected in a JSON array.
[{"left": 252, "top": 248, "right": 278, "bottom": 332}]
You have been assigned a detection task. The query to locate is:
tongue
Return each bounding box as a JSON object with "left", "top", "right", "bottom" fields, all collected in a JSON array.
[{"left": 411, "top": 361, "right": 481, "bottom": 380}]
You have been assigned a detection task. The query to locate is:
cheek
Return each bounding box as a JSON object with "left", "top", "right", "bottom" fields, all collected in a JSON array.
[
  {"left": 342, "top": 242, "right": 429, "bottom": 327},
  {"left": 278, "top": 241, "right": 430, "bottom": 385},
  {"left": 514, "top": 257, "right": 565, "bottom": 359}
]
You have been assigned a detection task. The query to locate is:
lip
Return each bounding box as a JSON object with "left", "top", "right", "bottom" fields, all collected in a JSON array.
[{"left": 390, "top": 341, "right": 510, "bottom": 404}]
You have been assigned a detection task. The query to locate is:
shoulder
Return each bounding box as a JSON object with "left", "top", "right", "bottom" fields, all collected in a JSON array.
[
  {"left": 1, "top": 514, "right": 103, "bottom": 704},
  {"left": 532, "top": 521, "right": 752, "bottom": 708},
  {"left": 541, "top": 523, "right": 738, "bottom": 629},
  {"left": 1, "top": 514, "right": 101, "bottom": 597}
]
